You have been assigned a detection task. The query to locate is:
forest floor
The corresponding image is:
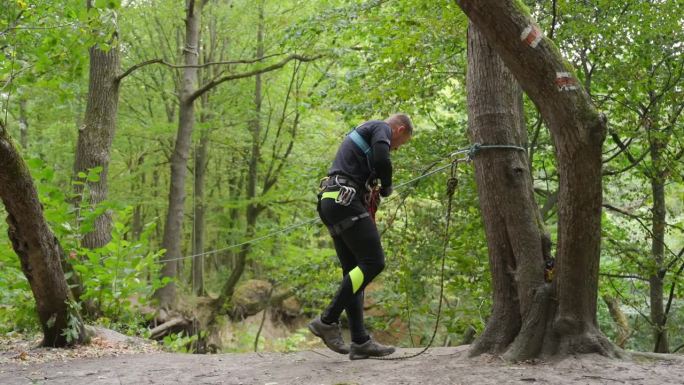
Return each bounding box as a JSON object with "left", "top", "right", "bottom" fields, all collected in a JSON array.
[{"left": 2, "top": 331, "right": 684, "bottom": 385}]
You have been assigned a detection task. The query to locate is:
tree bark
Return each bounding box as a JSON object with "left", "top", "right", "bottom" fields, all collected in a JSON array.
[
  {"left": 155, "top": 0, "right": 203, "bottom": 309},
  {"left": 456, "top": 0, "right": 614, "bottom": 359},
  {"left": 0, "top": 126, "right": 86, "bottom": 347}
]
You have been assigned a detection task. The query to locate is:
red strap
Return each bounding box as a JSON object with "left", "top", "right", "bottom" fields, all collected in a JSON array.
[{"left": 367, "top": 189, "right": 380, "bottom": 223}]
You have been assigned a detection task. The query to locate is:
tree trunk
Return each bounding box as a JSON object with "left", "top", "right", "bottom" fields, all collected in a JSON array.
[
  {"left": 0, "top": 126, "right": 86, "bottom": 347},
  {"left": 648, "top": 131, "right": 669, "bottom": 353},
  {"left": 18, "top": 96, "right": 28, "bottom": 149},
  {"left": 603, "top": 295, "right": 631, "bottom": 349},
  {"left": 466, "top": 23, "right": 549, "bottom": 359},
  {"left": 192, "top": 131, "right": 208, "bottom": 296},
  {"left": 131, "top": 155, "right": 146, "bottom": 241},
  {"left": 73, "top": 1, "right": 121, "bottom": 250},
  {"left": 456, "top": 0, "right": 615, "bottom": 359},
  {"left": 155, "top": 0, "right": 203, "bottom": 309},
  {"left": 219, "top": 0, "right": 265, "bottom": 305}
]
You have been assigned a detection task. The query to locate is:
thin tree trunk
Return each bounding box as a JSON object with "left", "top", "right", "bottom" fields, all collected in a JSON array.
[
  {"left": 155, "top": 0, "right": 203, "bottom": 309},
  {"left": 649, "top": 131, "right": 669, "bottom": 353},
  {"left": 192, "top": 132, "right": 208, "bottom": 296},
  {"left": 219, "top": 0, "right": 264, "bottom": 304},
  {"left": 0, "top": 125, "right": 86, "bottom": 347},
  {"left": 131, "top": 155, "right": 145, "bottom": 241},
  {"left": 456, "top": 0, "right": 614, "bottom": 359},
  {"left": 603, "top": 295, "right": 631, "bottom": 348},
  {"left": 18, "top": 96, "right": 28, "bottom": 149}
]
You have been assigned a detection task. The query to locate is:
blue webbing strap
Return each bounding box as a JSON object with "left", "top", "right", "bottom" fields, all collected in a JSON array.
[{"left": 348, "top": 130, "right": 372, "bottom": 156}]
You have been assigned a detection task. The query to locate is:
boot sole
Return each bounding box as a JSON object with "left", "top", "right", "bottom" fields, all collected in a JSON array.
[
  {"left": 308, "top": 323, "right": 349, "bottom": 355},
  {"left": 349, "top": 348, "right": 395, "bottom": 360}
]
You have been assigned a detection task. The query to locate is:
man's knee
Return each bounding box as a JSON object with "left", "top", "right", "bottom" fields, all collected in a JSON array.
[{"left": 365, "top": 259, "right": 385, "bottom": 281}]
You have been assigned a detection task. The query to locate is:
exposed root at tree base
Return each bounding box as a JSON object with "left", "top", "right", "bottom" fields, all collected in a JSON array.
[{"left": 554, "top": 330, "right": 623, "bottom": 359}]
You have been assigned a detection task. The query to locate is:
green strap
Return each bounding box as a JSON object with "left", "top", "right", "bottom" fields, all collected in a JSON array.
[
  {"left": 349, "top": 266, "right": 364, "bottom": 294},
  {"left": 321, "top": 190, "right": 340, "bottom": 200}
]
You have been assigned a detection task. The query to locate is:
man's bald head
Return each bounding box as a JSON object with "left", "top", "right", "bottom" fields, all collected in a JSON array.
[
  {"left": 385, "top": 113, "right": 414, "bottom": 136},
  {"left": 385, "top": 113, "right": 414, "bottom": 151}
]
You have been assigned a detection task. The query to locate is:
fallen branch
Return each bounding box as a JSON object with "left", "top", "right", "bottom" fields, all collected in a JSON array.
[{"left": 149, "top": 317, "right": 190, "bottom": 340}]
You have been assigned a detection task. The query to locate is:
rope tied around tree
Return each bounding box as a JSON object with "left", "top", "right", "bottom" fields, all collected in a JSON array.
[{"left": 466, "top": 142, "right": 527, "bottom": 160}]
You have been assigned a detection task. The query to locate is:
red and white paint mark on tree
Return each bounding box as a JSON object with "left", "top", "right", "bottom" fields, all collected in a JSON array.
[
  {"left": 520, "top": 24, "right": 543, "bottom": 48},
  {"left": 555, "top": 72, "right": 579, "bottom": 91}
]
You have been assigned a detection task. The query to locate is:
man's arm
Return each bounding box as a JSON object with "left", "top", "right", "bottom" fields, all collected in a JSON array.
[{"left": 372, "top": 142, "right": 393, "bottom": 196}]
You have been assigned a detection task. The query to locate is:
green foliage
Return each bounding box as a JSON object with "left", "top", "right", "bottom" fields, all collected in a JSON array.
[
  {"left": 0, "top": 246, "right": 38, "bottom": 334},
  {"left": 61, "top": 300, "right": 83, "bottom": 344},
  {"left": 162, "top": 331, "right": 204, "bottom": 353},
  {"left": 69, "top": 209, "right": 167, "bottom": 328}
]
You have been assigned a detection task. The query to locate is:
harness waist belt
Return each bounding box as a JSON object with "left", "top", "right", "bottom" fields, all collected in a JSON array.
[{"left": 322, "top": 175, "right": 360, "bottom": 190}]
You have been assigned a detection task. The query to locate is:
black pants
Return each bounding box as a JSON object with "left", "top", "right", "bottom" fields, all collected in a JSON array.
[{"left": 318, "top": 194, "right": 386, "bottom": 344}]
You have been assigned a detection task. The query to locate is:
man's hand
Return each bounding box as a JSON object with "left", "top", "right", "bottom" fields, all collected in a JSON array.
[{"left": 380, "top": 185, "right": 393, "bottom": 197}]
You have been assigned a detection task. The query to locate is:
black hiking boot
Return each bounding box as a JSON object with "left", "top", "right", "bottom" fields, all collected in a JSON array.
[
  {"left": 349, "top": 338, "right": 395, "bottom": 360},
  {"left": 308, "top": 316, "right": 350, "bottom": 354}
]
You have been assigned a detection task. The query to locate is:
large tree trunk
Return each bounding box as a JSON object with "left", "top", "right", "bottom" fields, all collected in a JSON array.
[
  {"left": 466, "top": 23, "right": 549, "bottom": 358},
  {"left": 456, "top": 0, "right": 614, "bottom": 359},
  {"left": 0, "top": 126, "right": 86, "bottom": 347},
  {"left": 68, "top": 0, "right": 121, "bottom": 317},
  {"left": 73, "top": 1, "right": 121, "bottom": 250},
  {"left": 155, "top": 0, "right": 203, "bottom": 309}
]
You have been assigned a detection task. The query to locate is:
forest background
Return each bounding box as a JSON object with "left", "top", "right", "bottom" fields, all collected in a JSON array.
[{"left": 0, "top": 0, "right": 683, "bottom": 355}]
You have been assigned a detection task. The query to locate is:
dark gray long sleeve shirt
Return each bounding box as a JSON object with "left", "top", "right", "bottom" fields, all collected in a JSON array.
[{"left": 328, "top": 120, "right": 393, "bottom": 189}]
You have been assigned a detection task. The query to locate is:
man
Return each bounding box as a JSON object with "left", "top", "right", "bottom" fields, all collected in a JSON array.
[{"left": 309, "top": 113, "right": 413, "bottom": 360}]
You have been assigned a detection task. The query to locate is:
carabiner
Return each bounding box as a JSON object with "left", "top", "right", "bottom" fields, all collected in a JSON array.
[{"left": 336, "top": 185, "right": 356, "bottom": 206}]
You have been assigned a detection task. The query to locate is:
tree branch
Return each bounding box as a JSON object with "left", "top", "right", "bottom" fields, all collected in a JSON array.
[
  {"left": 115, "top": 53, "right": 287, "bottom": 82},
  {"left": 599, "top": 273, "right": 647, "bottom": 282},
  {"left": 189, "top": 54, "right": 324, "bottom": 102}
]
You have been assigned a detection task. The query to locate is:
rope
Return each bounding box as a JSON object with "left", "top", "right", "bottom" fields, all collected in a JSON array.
[
  {"left": 467, "top": 143, "right": 526, "bottom": 160},
  {"left": 368, "top": 159, "right": 461, "bottom": 360},
  {"left": 154, "top": 142, "right": 524, "bottom": 265},
  {"left": 156, "top": 217, "right": 320, "bottom": 263}
]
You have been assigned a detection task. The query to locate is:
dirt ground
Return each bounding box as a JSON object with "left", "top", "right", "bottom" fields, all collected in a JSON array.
[{"left": 2, "top": 342, "right": 684, "bottom": 385}]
